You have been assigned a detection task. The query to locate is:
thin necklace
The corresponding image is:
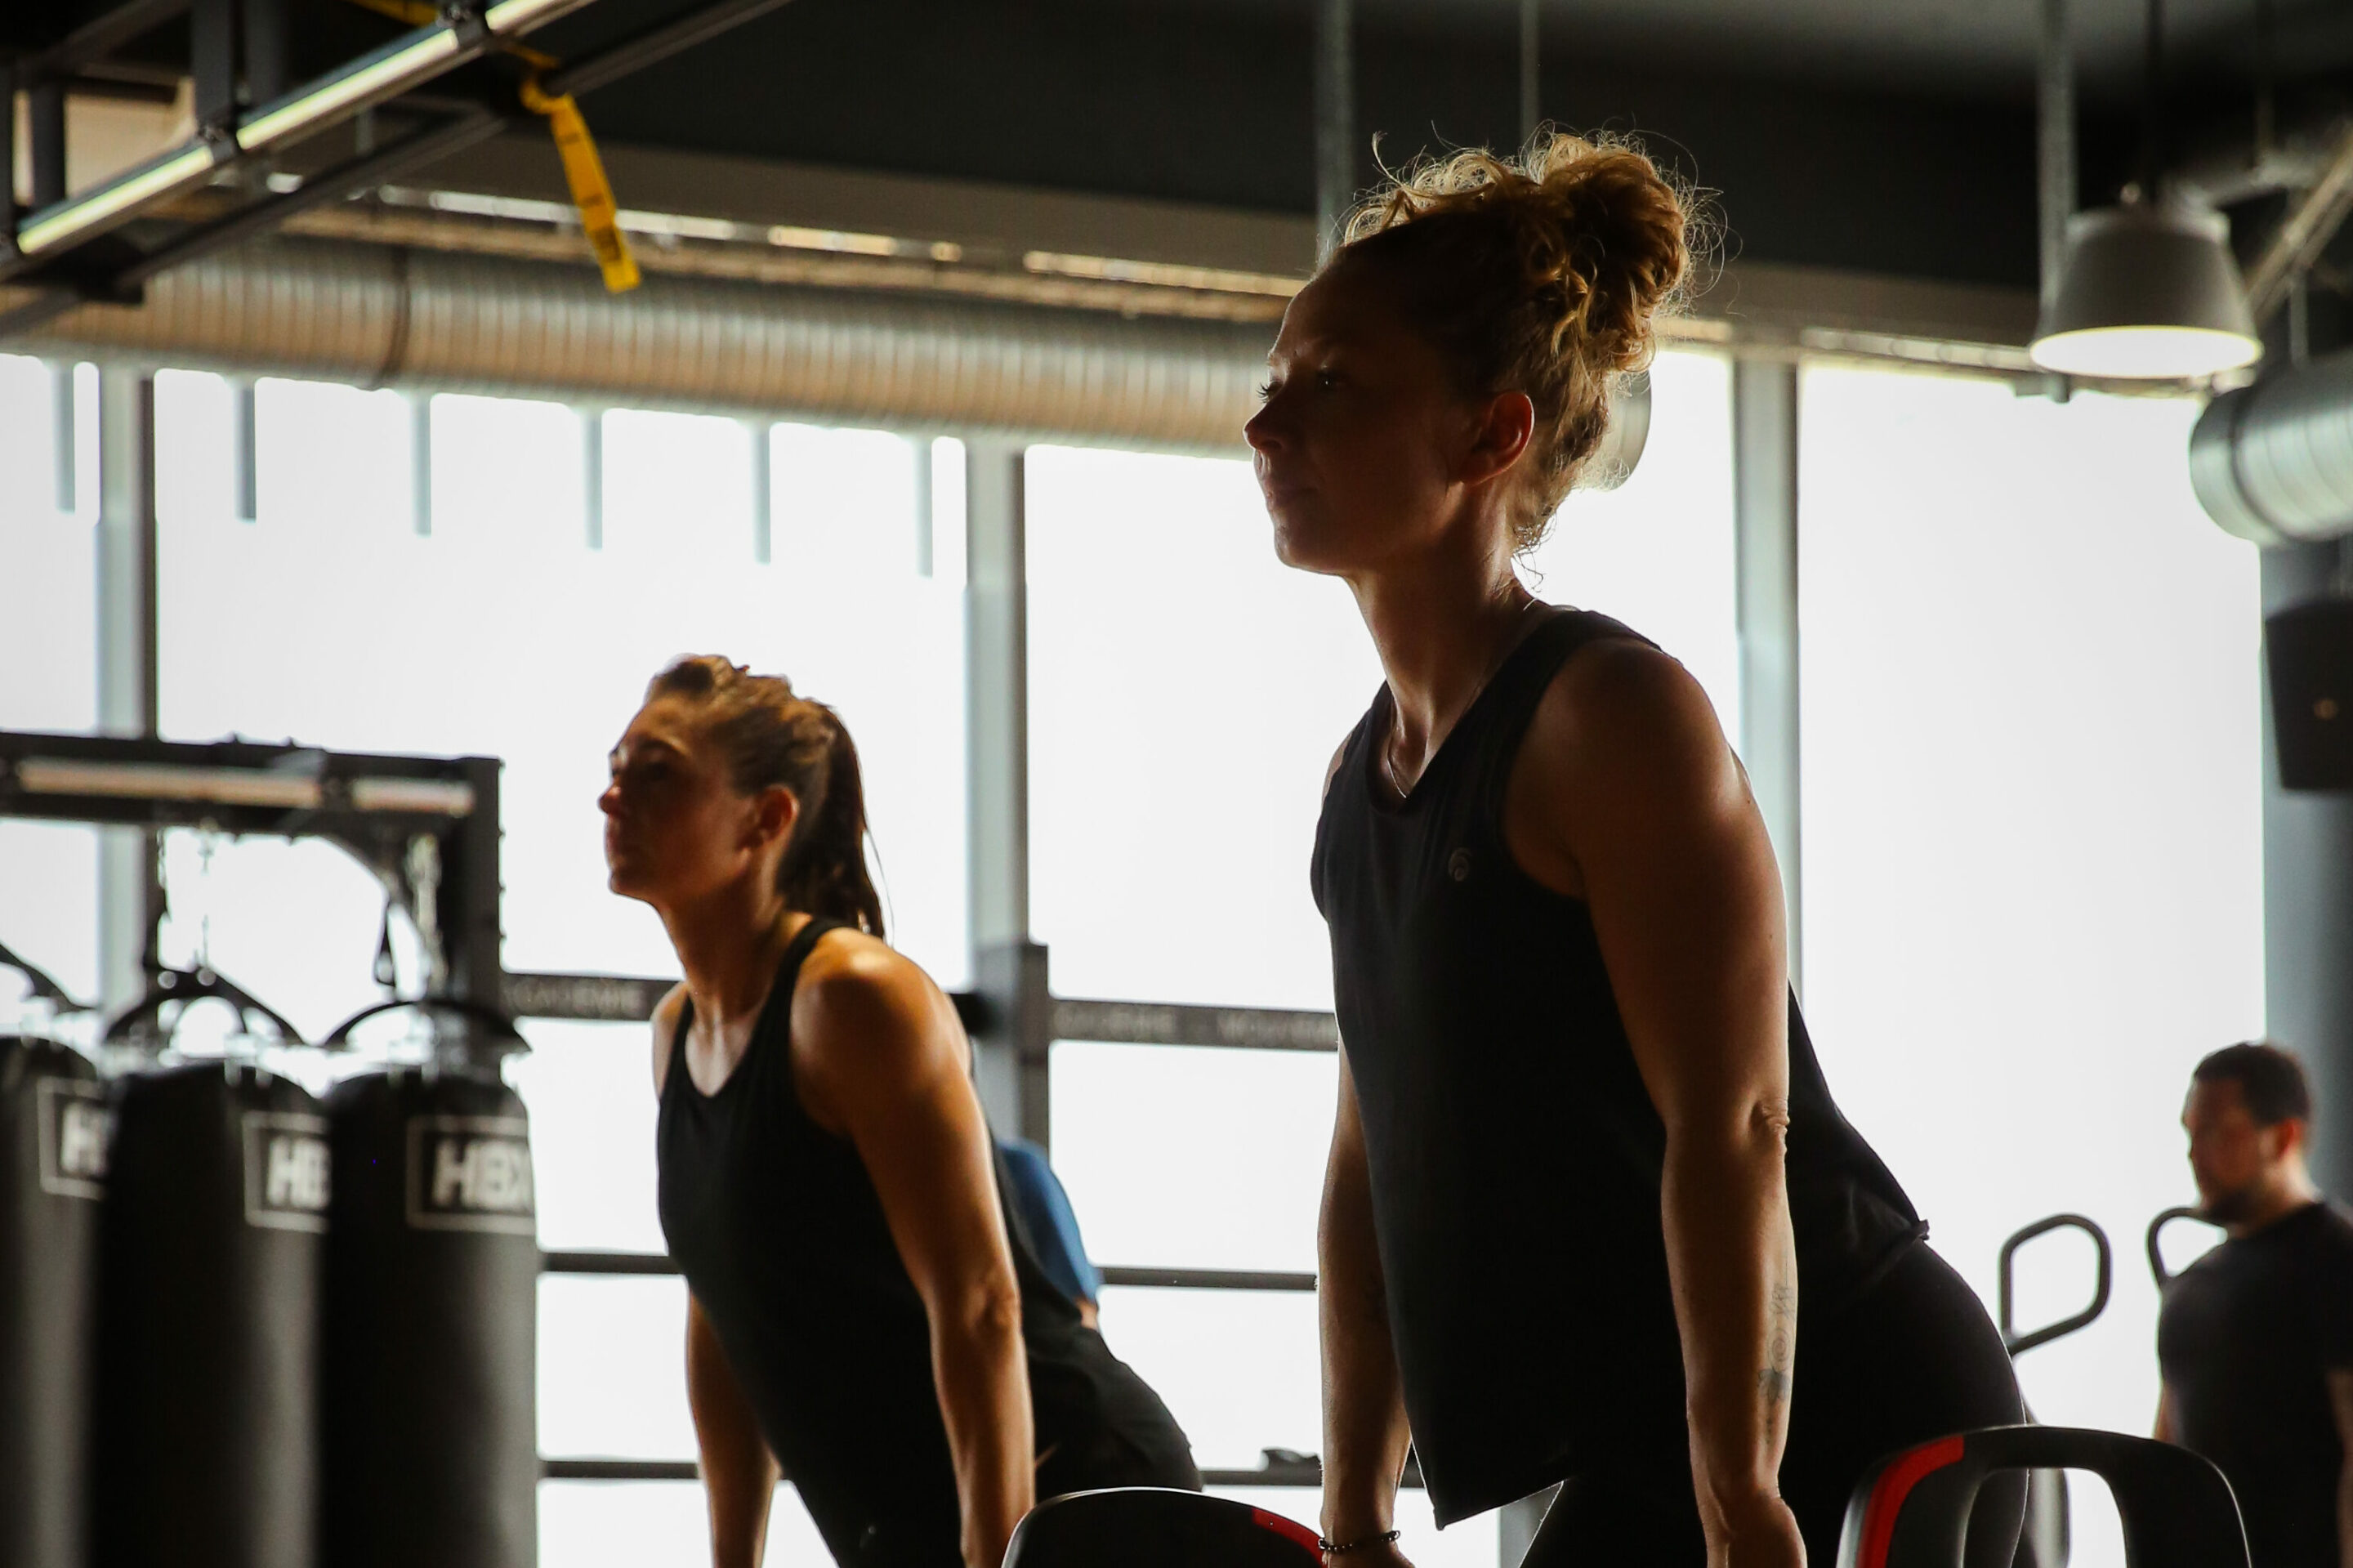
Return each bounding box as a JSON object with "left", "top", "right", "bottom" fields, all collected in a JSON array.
[{"left": 1382, "top": 595, "right": 1547, "bottom": 802}]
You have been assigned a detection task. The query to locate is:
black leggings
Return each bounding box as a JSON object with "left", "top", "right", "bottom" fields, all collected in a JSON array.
[{"left": 1522, "top": 1244, "right": 2026, "bottom": 1567}]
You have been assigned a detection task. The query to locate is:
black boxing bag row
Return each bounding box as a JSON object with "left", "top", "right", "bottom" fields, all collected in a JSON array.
[
  {"left": 322, "top": 1065, "right": 539, "bottom": 1568},
  {"left": 2, "top": 1036, "right": 105, "bottom": 1568},
  {"left": 93, "top": 1061, "right": 330, "bottom": 1568}
]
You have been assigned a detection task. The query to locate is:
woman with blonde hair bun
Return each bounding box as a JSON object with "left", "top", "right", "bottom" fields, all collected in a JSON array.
[
  {"left": 1250, "top": 135, "right": 2023, "bottom": 1567},
  {"left": 602, "top": 656, "right": 1194, "bottom": 1567}
]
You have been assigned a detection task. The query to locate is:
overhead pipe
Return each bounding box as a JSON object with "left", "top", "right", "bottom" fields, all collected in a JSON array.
[
  {"left": 7, "top": 232, "right": 1653, "bottom": 471},
  {"left": 2190, "top": 347, "right": 2353, "bottom": 546},
  {"left": 11, "top": 235, "right": 1274, "bottom": 449}
]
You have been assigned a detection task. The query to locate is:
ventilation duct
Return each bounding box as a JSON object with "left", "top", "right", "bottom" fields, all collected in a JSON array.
[
  {"left": 2191, "top": 348, "right": 2353, "bottom": 546},
  {"left": 10, "top": 234, "right": 1650, "bottom": 480}
]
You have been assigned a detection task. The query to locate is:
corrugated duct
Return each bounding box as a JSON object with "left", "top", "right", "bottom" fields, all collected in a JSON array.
[
  {"left": 2191, "top": 348, "right": 2353, "bottom": 546},
  {"left": 15, "top": 235, "right": 1271, "bottom": 449},
  {"left": 11, "top": 233, "right": 1650, "bottom": 477}
]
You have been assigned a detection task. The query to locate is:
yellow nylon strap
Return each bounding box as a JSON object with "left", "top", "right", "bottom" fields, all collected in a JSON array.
[
  {"left": 519, "top": 75, "right": 641, "bottom": 293},
  {"left": 340, "top": 0, "right": 441, "bottom": 25},
  {"left": 331, "top": 2, "right": 638, "bottom": 295}
]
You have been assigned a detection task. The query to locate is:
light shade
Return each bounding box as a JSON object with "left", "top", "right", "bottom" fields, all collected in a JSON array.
[{"left": 2029, "top": 203, "right": 2261, "bottom": 379}]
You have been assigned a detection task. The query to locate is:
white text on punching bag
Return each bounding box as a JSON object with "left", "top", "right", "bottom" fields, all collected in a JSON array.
[
  {"left": 60, "top": 1102, "right": 110, "bottom": 1180},
  {"left": 406, "top": 1115, "right": 536, "bottom": 1234},
  {"left": 37, "top": 1078, "right": 112, "bottom": 1199},
  {"left": 431, "top": 1136, "right": 534, "bottom": 1213},
  {"left": 267, "top": 1134, "right": 331, "bottom": 1209},
  {"left": 242, "top": 1111, "right": 333, "bottom": 1231}
]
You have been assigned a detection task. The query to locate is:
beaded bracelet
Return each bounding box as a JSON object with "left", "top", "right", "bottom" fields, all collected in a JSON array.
[{"left": 1319, "top": 1528, "right": 1402, "bottom": 1555}]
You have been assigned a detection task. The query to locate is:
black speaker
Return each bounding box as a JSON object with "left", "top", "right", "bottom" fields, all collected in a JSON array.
[{"left": 2268, "top": 597, "right": 2353, "bottom": 791}]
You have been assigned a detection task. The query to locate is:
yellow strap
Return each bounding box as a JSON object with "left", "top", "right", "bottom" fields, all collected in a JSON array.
[
  {"left": 341, "top": 0, "right": 442, "bottom": 25},
  {"left": 331, "top": 0, "right": 639, "bottom": 295},
  {"left": 520, "top": 76, "right": 641, "bottom": 293}
]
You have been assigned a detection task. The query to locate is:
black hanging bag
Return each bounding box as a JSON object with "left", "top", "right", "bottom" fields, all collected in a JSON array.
[
  {"left": 1, "top": 1034, "right": 107, "bottom": 1568},
  {"left": 319, "top": 1000, "right": 540, "bottom": 1568},
  {"left": 92, "top": 1059, "right": 330, "bottom": 1568}
]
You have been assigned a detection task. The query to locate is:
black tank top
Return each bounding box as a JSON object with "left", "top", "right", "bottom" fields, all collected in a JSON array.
[
  {"left": 1310, "top": 609, "right": 1923, "bottom": 1526},
  {"left": 656, "top": 919, "right": 1189, "bottom": 1565}
]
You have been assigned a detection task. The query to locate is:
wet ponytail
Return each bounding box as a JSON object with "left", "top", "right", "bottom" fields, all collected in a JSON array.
[
  {"left": 777, "top": 719, "right": 885, "bottom": 939},
  {"left": 645, "top": 655, "right": 886, "bottom": 938}
]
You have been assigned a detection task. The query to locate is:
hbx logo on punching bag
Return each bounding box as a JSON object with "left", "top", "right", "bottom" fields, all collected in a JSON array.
[
  {"left": 36, "top": 1078, "right": 110, "bottom": 1199},
  {"left": 404, "top": 1115, "right": 536, "bottom": 1234},
  {"left": 242, "top": 1112, "right": 332, "bottom": 1231}
]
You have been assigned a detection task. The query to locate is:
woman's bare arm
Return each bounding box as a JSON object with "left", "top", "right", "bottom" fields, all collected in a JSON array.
[
  {"left": 686, "top": 1294, "right": 782, "bottom": 1567},
  {"left": 1319, "top": 1050, "right": 1415, "bottom": 1557},
  {"left": 795, "top": 937, "right": 1034, "bottom": 1568},
  {"left": 1511, "top": 641, "right": 1804, "bottom": 1568}
]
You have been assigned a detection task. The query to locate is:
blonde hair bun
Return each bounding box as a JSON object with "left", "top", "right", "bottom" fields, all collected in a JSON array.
[{"left": 1334, "top": 132, "right": 1699, "bottom": 548}]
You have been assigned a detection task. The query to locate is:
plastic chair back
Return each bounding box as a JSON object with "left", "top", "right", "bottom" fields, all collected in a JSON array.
[
  {"left": 1837, "top": 1426, "right": 2246, "bottom": 1568},
  {"left": 1003, "top": 1488, "right": 1322, "bottom": 1568}
]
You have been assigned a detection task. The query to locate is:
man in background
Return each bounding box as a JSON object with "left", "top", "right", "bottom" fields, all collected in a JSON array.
[{"left": 2158, "top": 1042, "right": 2353, "bottom": 1568}]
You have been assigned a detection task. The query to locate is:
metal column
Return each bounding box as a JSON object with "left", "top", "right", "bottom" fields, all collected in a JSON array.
[
  {"left": 1314, "top": 0, "right": 1356, "bottom": 261},
  {"left": 2036, "top": 0, "right": 2076, "bottom": 400},
  {"left": 2262, "top": 543, "right": 2353, "bottom": 1196},
  {"left": 1518, "top": 0, "right": 1541, "bottom": 145},
  {"left": 1733, "top": 357, "right": 1805, "bottom": 990},
  {"left": 229, "top": 377, "right": 259, "bottom": 522},
  {"left": 95, "top": 367, "right": 163, "bottom": 1009},
  {"left": 2036, "top": 0, "right": 2074, "bottom": 315},
  {"left": 965, "top": 438, "right": 1050, "bottom": 1146}
]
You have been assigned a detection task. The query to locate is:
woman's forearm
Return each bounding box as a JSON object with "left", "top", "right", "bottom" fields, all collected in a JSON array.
[
  {"left": 1660, "top": 1101, "right": 1798, "bottom": 1534},
  {"left": 685, "top": 1298, "right": 780, "bottom": 1568},
  {"left": 931, "top": 1287, "right": 1036, "bottom": 1568},
  {"left": 1320, "top": 1086, "right": 1412, "bottom": 1542}
]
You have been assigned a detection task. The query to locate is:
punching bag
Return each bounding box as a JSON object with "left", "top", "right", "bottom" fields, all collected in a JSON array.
[
  {"left": 2, "top": 1036, "right": 105, "bottom": 1568},
  {"left": 93, "top": 1061, "right": 329, "bottom": 1568},
  {"left": 322, "top": 1065, "right": 538, "bottom": 1568}
]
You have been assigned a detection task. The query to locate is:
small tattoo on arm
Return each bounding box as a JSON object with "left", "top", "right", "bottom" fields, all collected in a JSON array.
[{"left": 1759, "top": 1282, "right": 1796, "bottom": 1411}]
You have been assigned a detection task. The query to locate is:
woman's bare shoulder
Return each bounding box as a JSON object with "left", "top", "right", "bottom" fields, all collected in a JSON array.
[{"left": 792, "top": 930, "right": 964, "bottom": 1084}]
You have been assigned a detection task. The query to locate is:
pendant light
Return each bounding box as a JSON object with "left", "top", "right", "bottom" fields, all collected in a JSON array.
[{"left": 2029, "top": 0, "right": 2261, "bottom": 379}]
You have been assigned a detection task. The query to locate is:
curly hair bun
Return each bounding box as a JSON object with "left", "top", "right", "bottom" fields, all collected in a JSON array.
[{"left": 1334, "top": 132, "right": 1697, "bottom": 549}]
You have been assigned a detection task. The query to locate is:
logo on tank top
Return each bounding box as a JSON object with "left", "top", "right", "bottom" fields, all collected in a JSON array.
[
  {"left": 243, "top": 1111, "right": 332, "bottom": 1231},
  {"left": 37, "top": 1077, "right": 111, "bottom": 1199},
  {"left": 1448, "top": 847, "right": 1474, "bottom": 882},
  {"left": 406, "top": 1115, "right": 535, "bottom": 1234}
]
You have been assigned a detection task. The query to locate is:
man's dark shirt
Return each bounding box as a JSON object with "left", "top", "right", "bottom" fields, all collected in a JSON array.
[{"left": 2158, "top": 1201, "right": 2353, "bottom": 1568}]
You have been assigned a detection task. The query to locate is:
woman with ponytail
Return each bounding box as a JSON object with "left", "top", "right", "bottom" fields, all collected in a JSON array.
[
  {"left": 1250, "top": 136, "right": 2023, "bottom": 1566},
  {"left": 602, "top": 656, "right": 1194, "bottom": 1568}
]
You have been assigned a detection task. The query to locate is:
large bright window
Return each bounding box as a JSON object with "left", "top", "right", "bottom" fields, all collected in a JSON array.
[
  {"left": 0, "top": 355, "right": 101, "bottom": 1011},
  {"left": 1798, "top": 365, "right": 2263, "bottom": 1565}
]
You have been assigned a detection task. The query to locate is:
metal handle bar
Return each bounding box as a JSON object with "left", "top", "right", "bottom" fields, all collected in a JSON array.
[
  {"left": 2145, "top": 1206, "right": 2222, "bottom": 1288},
  {"left": 103, "top": 965, "right": 307, "bottom": 1046},
  {"left": 321, "top": 994, "right": 527, "bottom": 1051},
  {"left": 1998, "top": 1213, "right": 2112, "bottom": 1356},
  {"left": 0, "top": 937, "right": 82, "bottom": 1010}
]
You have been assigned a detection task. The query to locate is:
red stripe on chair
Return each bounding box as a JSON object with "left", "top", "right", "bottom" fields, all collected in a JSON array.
[
  {"left": 1860, "top": 1436, "right": 1967, "bottom": 1568},
  {"left": 1252, "top": 1507, "right": 1325, "bottom": 1557}
]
